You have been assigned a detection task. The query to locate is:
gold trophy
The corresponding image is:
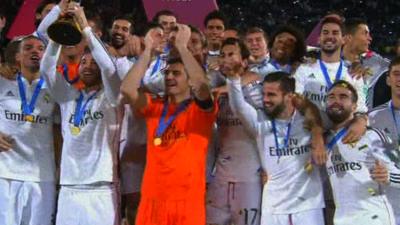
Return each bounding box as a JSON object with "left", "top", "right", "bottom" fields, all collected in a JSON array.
[{"left": 47, "top": 0, "right": 82, "bottom": 45}]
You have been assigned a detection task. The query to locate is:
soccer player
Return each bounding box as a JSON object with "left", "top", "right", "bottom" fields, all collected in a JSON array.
[
  {"left": 121, "top": 24, "right": 217, "bottom": 225},
  {"left": 245, "top": 27, "right": 270, "bottom": 75},
  {"left": 325, "top": 80, "right": 400, "bottom": 225},
  {"left": 369, "top": 57, "right": 400, "bottom": 224},
  {"left": 40, "top": 6, "right": 121, "bottom": 225},
  {"left": 342, "top": 18, "right": 390, "bottom": 108},
  {"left": 206, "top": 38, "right": 263, "bottom": 225},
  {"left": 226, "top": 70, "right": 326, "bottom": 225},
  {"left": 294, "top": 17, "right": 367, "bottom": 137},
  {"left": 152, "top": 10, "right": 177, "bottom": 37},
  {"left": 252, "top": 25, "right": 306, "bottom": 77},
  {"left": 0, "top": 35, "right": 57, "bottom": 225}
]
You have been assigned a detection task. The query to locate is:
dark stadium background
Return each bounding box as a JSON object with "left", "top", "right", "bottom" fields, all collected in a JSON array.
[{"left": 1, "top": 0, "right": 399, "bottom": 57}]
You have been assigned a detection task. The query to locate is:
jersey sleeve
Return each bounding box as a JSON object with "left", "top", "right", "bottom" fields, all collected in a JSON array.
[
  {"left": 35, "top": 5, "right": 61, "bottom": 45},
  {"left": 227, "top": 77, "right": 259, "bottom": 138},
  {"left": 352, "top": 76, "right": 368, "bottom": 113},
  {"left": 83, "top": 27, "right": 120, "bottom": 107},
  {"left": 40, "top": 41, "right": 78, "bottom": 103}
]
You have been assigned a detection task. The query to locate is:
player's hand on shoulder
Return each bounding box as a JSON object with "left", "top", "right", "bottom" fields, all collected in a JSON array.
[{"left": 342, "top": 115, "right": 367, "bottom": 144}]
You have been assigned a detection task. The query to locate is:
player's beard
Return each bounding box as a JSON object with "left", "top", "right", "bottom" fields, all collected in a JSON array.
[
  {"left": 321, "top": 45, "right": 340, "bottom": 55},
  {"left": 326, "top": 104, "right": 352, "bottom": 124},
  {"left": 264, "top": 101, "right": 286, "bottom": 118}
]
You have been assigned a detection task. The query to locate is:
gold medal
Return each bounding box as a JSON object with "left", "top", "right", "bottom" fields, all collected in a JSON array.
[
  {"left": 153, "top": 137, "right": 162, "bottom": 146},
  {"left": 71, "top": 126, "right": 81, "bottom": 136},
  {"left": 368, "top": 188, "right": 376, "bottom": 196},
  {"left": 304, "top": 162, "right": 313, "bottom": 174},
  {"left": 25, "top": 115, "right": 34, "bottom": 122}
]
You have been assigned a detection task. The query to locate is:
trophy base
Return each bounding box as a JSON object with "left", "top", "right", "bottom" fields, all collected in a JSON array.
[{"left": 48, "top": 19, "right": 82, "bottom": 46}]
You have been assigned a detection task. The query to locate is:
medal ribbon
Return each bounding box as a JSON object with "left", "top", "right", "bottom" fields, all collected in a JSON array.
[
  {"left": 73, "top": 91, "right": 98, "bottom": 127},
  {"left": 270, "top": 59, "right": 291, "bottom": 73},
  {"left": 150, "top": 56, "right": 161, "bottom": 77},
  {"left": 271, "top": 119, "right": 292, "bottom": 151},
  {"left": 326, "top": 127, "right": 348, "bottom": 153},
  {"left": 155, "top": 99, "right": 191, "bottom": 138},
  {"left": 62, "top": 64, "right": 80, "bottom": 84},
  {"left": 319, "top": 59, "right": 343, "bottom": 88},
  {"left": 17, "top": 73, "right": 45, "bottom": 115}
]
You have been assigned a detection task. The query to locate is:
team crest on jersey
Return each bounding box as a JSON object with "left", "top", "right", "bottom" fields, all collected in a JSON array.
[
  {"left": 347, "top": 141, "right": 358, "bottom": 148},
  {"left": 5, "top": 90, "right": 15, "bottom": 97},
  {"left": 43, "top": 93, "right": 51, "bottom": 103},
  {"left": 308, "top": 73, "right": 316, "bottom": 79}
]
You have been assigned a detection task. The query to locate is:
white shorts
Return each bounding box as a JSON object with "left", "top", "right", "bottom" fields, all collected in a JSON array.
[
  {"left": 0, "top": 178, "right": 56, "bottom": 225},
  {"left": 56, "top": 184, "right": 119, "bottom": 225},
  {"left": 261, "top": 208, "right": 324, "bottom": 225},
  {"left": 206, "top": 180, "right": 262, "bottom": 225},
  {"left": 120, "top": 162, "right": 144, "bottom": 194},
  {"left": 334, "top": 198, "right": 395, "bottom": 225}
]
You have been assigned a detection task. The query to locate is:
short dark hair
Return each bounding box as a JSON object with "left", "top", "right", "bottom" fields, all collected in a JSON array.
[
  {"left": 389, "top": 56, "right": 400, "bottom": 74},
  {"left": 344, "top": 18, "right": 368, "bottom": 35},
  {"left": 221, "top": 38, "right": 250, "bottom": 60},
  {"left": 329, "top": 80, "right": 358, "bottom": 103},
  {"left": 112, "top": 14, "right": 135, "bottom": 34},
  {"left": 19, "top": 35, "right": 45, "bottom": 49},
  {"left": 4, "top": 39, "right": 22, "bottom": 65},
  {"left": 166, "top": 56, "right": 183, "bottom": 65},
  {"left": 203, "top": 10, "right": 227, "bottom": 27},
  {"left": 152, "top": 10, "right": 177, "bottom": 23},
  {"left": 85, "top": 10, "right": 103, "bottom": 32},
  {"left": 320, "top": 16, "right": 344, "bottom": 34},
  {"left": 245, "top": 27, "right": 269, "bottom": 42},
  {"left": 263, "top": 71, "right": 295, "bottom": 93},
  {"left": 269, "top": 25, "right": 306, "bottom": 63}
]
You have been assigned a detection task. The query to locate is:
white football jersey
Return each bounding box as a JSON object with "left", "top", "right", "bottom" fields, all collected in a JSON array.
[
  {"left": 0, "top": 76, "right": 56, "bottom": 182},
  {"left": 40, "top": 27, "right": 122, "bottom": 185},
  {"left": 326, "top": 127, "right": 400, "bottom": 223},
  {"left": 294, "top": 60, "right": 367, "bottom": 113},
  {"left": 227, "top": 78, "right": 324, "bottom": 214},
  {"left": 214, "top": 80, "right": 263, "bottom": 182},
  {"left": 369, "top": 102, "right": 400, "bottom": 222}
]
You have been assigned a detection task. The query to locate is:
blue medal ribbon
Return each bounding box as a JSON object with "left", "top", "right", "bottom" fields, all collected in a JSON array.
[
  {"left": 326, "top": 127, "right": 348, "bottom": 153},
  {"left": 271, "top": 119, "right": 292, "bottom": 154},
  {"left": 319, "top": 59, "right": 343, "bottom": 88},
  {"left": 17, "top": 73, "right": 45, "bottom": 115},
  {"left": 155, "top": 99, "right": 191, "bottom": 138},
  {"left": 62, "top": 64, "right": 80, "bottom": 84},
  {"left": 150, "top": 56, "right": 161, "bottom": 77},
  {"left": 73, "top": 91, "right": 98, "bottom": 127},
  {"left": 270, "top": 59, "right": 291, "bottom": 73}
]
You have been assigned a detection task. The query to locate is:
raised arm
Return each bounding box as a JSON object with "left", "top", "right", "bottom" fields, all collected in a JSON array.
[
  {"left": 72, "top": 6, "right": 120, "bottom": 106},
  {"left": 175, "top": 24, "right": 213, "bottom": 110},
  {"left": 36, "top": 0, "right": 68, "bottom": 44},
  {"left": 226, "top": 74, "right": 259, "bottom": 138},
  {"left": 40, "top": 40, "right": 76, "bottom": 103},
  {"left": 121, "top": 28, "right": 161, "bottom": 110}
]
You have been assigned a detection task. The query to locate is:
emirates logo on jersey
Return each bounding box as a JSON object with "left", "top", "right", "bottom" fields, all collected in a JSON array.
[
  {"left": 68, "top": 109, "right": 104, "bottom": 127},
  {"left": 4, "top": 110, "right": 49, "bottom": 124}
]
